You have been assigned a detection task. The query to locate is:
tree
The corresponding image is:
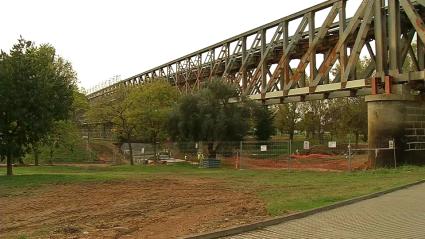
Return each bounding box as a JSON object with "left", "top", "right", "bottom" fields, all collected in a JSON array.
[
  {"left": 128, "top": 79, "right": 179, "bottom": 160},
  {"left": 253, "top": 106, "right": 275, "bottom": 141},
  {"left": 328, "top": 97, "right": 367, "bottom": 145},
  {"left": 274, "top": 103, "right": 299, "bottom": 140},
  {"left": 38, "top": 120, "right": 83, "bottom": 165},
  {"left": 0, "top": 38, "right": 76, "bottom": 175},
  {"left": 298, "top": 100, "right": 329, "bottom": 142},
  {"left": 169, "top": 80, "right": 251, "bottom": 158},
  {"left": 87, "top": 86, "right": 137, "bottom": 165},
  {"left": 31, "top": 89, "right": 88, "bottom": 166},
  {"left": 71, "top": 90, "right": 89, "bottom": 124},
  {"left": 328, "top": 57, "right": 369, "bottom": 144}
]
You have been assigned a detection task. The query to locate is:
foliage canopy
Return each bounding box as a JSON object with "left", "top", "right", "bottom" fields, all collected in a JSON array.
[{"left": 0, "top": 38, "right": 76, "bottom": 175}]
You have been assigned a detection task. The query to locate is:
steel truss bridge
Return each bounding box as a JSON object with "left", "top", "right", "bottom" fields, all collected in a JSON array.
[{"left": 88, "top": 0, "right": 425, "bottom": 104}]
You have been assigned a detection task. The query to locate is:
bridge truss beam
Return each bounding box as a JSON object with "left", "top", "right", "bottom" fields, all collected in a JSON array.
[{"left": 88, "top": 0, "right": 425, "bottom": 103}]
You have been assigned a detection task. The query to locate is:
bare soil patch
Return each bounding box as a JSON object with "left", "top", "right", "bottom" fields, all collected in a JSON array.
[
  {"left": 223, "top": 154, "right": 369, "bottom": 171},
  {"left": 0, "top": 178, "right": 267, "bottom": 238}
]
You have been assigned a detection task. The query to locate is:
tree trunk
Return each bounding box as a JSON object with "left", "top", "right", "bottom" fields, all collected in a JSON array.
[
  {"left": 153, "top": 141, "right": 157, "bottom": 161},
  {"left": 289, "top": 132, "right": 294, "bottom": 141},
  {"left": 34, "top": 149, "right": 39, "bottom": 166},
  {"left": 49, "top": 148, "right": 54, "bottom": 165},
  {"left": 102, "top": 125, "right": 106, "bottom": 139},
  {"left": 128, "top": 142, "right": 134, "bottom": 165},
  {"left": 207, "top": 142, "right": 216, "bottom": 159},
  {"left": 18, "top": 157, "right": 25, "bottom": 165},
  {"left": 6, "top": 151, "right": 13, "bottom": 176},
  {"left": 355, "top": 132, "right": 360, "bottom": 147}
]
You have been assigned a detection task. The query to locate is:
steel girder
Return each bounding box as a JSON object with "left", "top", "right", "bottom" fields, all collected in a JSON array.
[{"left": 88, "top": 0, "right": 425, "bottom": 102}]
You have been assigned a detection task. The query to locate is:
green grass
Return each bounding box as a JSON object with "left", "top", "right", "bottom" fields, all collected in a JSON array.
[{"left": 1, "top": 164, "right": 424, "bottom": 216}]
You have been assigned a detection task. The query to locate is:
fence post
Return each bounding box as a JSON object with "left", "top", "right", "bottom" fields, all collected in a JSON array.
[
  {"left": 235, "top": 150, "right": 239, "bottom": 169},
  {"left": 288, "top": 139, "right": 292, "bottom": 172},
  {"left": 348, "top": 136, "right": 352, "bottom": 172},
  {"left": 348, "top": 144, "right": 352, "bottom": 172}
]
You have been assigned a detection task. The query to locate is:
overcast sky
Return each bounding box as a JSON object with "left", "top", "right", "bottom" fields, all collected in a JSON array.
[{"left": 0, "top": 0, "right": 360, "bottom": 91}]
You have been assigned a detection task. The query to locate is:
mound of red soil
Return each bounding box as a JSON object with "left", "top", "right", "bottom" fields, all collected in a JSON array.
[{"left": 291, "top": 154, "right": 334, "bottom": 159}]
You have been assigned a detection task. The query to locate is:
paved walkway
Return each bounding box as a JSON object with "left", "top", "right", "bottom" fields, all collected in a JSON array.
[{"left": 223, "top": 183, "right": 425, "bottom": 239}]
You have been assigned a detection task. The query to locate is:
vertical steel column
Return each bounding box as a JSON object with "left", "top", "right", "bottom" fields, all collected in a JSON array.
[
  {"left": 349, "top": 47, "right": 357, "bottom": 80},
  {"left": 185, "top": 59, "right": 190, "bottom": 93},
  {"left": 418, "top": 39, "right": 425, "bottom": 70},
  {"left": 167, "top": 65, "right": 171, "bottom": 78},
  {"left": 374, "top": 0, "right": 386, "bottom": 79},
  {"left": 323, "top": 52, "right": 330, "bottom": 84},
  {"left": 210, "top": 49, "right": 215, "bottom": 81},
  {"left": 176, "top": 61, "right": 180, "bottom": 86},
  {"left": 388, "top": 0, "right": 401, "bottom": 75},
  {"left": 186, "top": 57, "right": 190, "bottom": 83},
  {"left": 261, "top": 29, "right": 267, "bottom": 95},
  {"left": 197, "top": 54, "right": 202, "bottom": 89},
  {"left": 225, "top": 42, "right": 230, "bottom": 67},
  {"left": 309, "top": 12, "right": 316, "bottom": 85},
  {"left": 339, "top": 0, "right": 347, "bottom": 80},
  {"left": 242, "top": 37, "right": 248, "bottom": 91},
  {"left": 281, "top": 21, "right": 290, "bottom": 91}
]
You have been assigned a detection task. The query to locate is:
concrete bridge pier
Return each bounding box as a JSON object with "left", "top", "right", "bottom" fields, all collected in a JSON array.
[{"left": 366, "top": 85, "right": 425, "bottom": 168}]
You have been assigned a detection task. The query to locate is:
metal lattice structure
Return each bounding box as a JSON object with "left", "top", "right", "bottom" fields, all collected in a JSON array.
[{"left": 88, "top": 0, "right": 425, "bottom": 103}]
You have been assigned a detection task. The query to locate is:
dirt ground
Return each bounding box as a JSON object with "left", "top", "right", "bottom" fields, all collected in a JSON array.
[
  {"left": 0, "top": 178, "right": 267, "bottom": 239},
  {"left": 223, "top": 154, "right": 369, "bottom": 171}
]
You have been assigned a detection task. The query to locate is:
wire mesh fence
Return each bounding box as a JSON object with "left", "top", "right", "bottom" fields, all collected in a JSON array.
[
  {"left": 106, "top": 135, "right": 403, "bottom": 171},
  {"left": 121, "top": 136, "right": 370, "bottom": 171},
  {"left": 22, "top": 126, "right": 412, "bottom": 171}
]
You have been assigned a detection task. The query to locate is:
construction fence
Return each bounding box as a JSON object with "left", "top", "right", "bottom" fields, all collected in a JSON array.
[
  {"left": 120, "top": 136, "right": 400, "bottom": 171},
  {"left": 20, "top": 127, "right": 402, "bottom": 170}
]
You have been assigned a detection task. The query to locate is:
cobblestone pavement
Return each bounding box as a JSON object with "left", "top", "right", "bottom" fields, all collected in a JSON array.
[{"left": 224, "top": 183, "right": 425, "bottom": 239}]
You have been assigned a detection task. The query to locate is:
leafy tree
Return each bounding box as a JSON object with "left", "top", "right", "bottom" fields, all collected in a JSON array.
[
  {"left": 31, "top": 89, "right": 88, "bottom": 166},
  {"left": 331, "top": 56, "right": 374, "bottom": 81},
  {"left": 71, "top": 90, "right": 89, "bottom": 124},
  {"left": 402, "top": 42, "right": 417, "bottom": 74},
  {"left": 41, "top": 121, "right": 81, "bottom": 164},
  {"left": 169, "top": 80, "right": 251, "bottom": 158},
  {"left": 298, "top": 100, "right": 329, "bottom": 142},
  {"left": 253, "top": 106, "right": 275, "bottom": 141},
  {"left": 327, "top": 57, "right": 369, "bottom": 144},
  {"left": 274, "top": 103, "right": 299, "bottom": 140},
  {"left": 327, "top": 97, "right": 367, "bottom": 145},
  {"left": 345, "top": 97, "right": 367, "bottom": 145},
  {"left": 27, "top": 120, "right": 90, "bottom": 165},
  {"left": 0, "top": 38, "right": 76, "bottom": 175},
  {"left": 128, "top": 79, "right": 179, "bottom": 160},
  {"left": 87, "top": 86, "right": 137, "bottom": 165}
]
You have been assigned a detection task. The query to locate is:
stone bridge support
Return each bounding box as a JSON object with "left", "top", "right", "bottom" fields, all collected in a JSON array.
[{"left": 366, "top": 85, "right": 425, "bottom": 168}]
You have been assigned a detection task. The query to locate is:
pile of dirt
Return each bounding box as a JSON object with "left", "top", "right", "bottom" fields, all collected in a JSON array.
[
  {"left": 291, "top": 154, "right": 334, "bottom": 159},
  {"left": 0, "top": 178, "right": 267, "bottom": 239},
  {"left": 224, "top": 154, "right": 369, "bottom": 171}
]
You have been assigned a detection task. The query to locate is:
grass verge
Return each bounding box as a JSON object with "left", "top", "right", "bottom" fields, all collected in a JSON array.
[{"left": 1, "top": 163, "right": 424, "bottom": 216}]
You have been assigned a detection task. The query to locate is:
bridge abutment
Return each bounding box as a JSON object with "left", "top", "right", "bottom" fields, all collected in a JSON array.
[{"left": 366, "top": 85, "right": 425, "bottom": 168}]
